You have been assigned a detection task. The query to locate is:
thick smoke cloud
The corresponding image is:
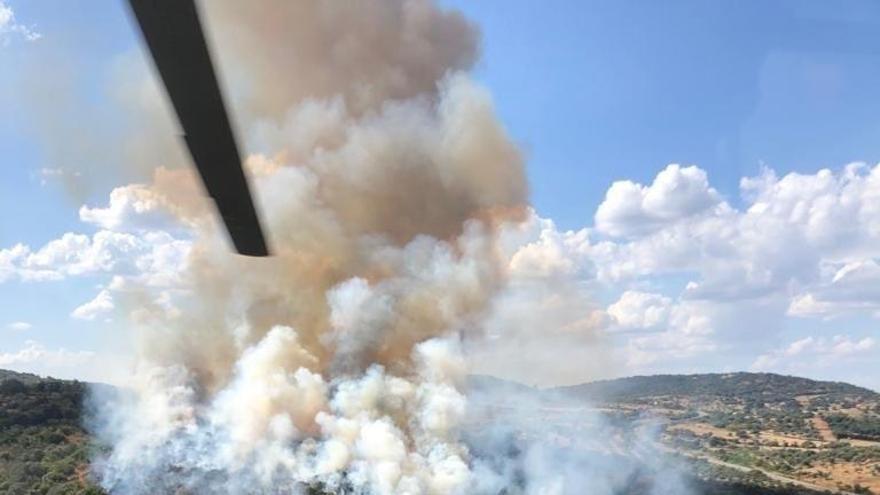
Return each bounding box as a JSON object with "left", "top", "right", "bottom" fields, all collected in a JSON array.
[
  {"left": 200, "top": 0, "right": 479, "bottom": 123},
  {"left": 83, "top": 1, "right": 689, "bottom": 494},
  {"left": 90, "top": 1, "right": 528, "bottom": 493}
]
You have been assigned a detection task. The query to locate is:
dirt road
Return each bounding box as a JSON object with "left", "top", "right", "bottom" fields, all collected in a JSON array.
[{"left": 668, "top": 447, "right": 855, "bottom": 495}]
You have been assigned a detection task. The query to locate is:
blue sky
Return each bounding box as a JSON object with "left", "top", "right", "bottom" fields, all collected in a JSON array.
[
  {"left": 444, "top": 0, "right": 880, "bottom": 228},
  {"left": 2, "top": 0, "right": 880, "bottom": 388}
]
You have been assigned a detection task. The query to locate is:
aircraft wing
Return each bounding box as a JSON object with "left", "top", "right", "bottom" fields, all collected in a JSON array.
[{"left": 128, "top": 0, "right": 269, "bottom": 256}]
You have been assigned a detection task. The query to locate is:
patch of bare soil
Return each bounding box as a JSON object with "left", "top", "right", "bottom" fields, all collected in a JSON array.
[
  {"left": 668, "top": 422, "right": 735, "bottom": 439},
  {"left": 813, "top": 415, "right": 838, "bottom": 442},
  {"left": 804, "top": 462, "right": 880, "bottom": 493}
]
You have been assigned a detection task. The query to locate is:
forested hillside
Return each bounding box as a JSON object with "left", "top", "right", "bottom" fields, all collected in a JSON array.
[
  {"left": 0, "top": 370, "right": 102, "bottom": 495},
  {"left": 553, "top": 372, "right": 878, "bottom": 404}
]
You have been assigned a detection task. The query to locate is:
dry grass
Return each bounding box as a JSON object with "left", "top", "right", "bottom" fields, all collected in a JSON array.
[
  {"left": 847, "top": 438, "right": 880, "bottom": 448},
  {"left": 812, "top": 415, "right": 838, "bottom": 442},
  {"left": 668, "top": 422, "right": 736, "bottom": 439},
  {"left": 795, "top": 394, "right": 823, "bottom": 406},
  {"left": 804, "top": 461, "right": 880, "bottom": 493}
]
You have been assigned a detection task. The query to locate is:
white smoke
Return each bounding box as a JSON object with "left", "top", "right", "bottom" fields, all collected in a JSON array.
[
  {"left": 463, "top": 381, "right": 696, "bottom": 495},
  {"left": 83, "top": 1, "right": 694, "bottom": 493},
  {"left": 94, "top": 332, "right": 475, "bottom": 494}
]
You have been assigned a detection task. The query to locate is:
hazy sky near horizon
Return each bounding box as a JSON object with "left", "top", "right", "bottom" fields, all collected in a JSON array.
[{"left": 2, "top": 0, "right": 880, "bottom": 389}]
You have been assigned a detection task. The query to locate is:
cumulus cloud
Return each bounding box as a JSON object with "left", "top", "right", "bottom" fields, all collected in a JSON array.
[
  {"left": 0, "top": 229, "right": 190, "bottom": 286},
  {"left": 497, "top": 160, "right": 880, "bottom": 375},
  {"left": 787, "top": 259, "right": 880, "bottom": 318},
  {"left": 79, "top": 185, "right": 173, "bottom": 232},
  {"left": 503, "top": 210, "right": 592, "bottom": 280},
  {"left": 463, "top": 210, "right": 610, "bottom": 386},
  {"left": 579, "top": 163, "right": 880, "bottom": 374},
  {"left": 473, "top": 159, "right": 880, "bottom": 378},
  {"left": 606, "top": 291, "right": 672, "bottom": 330},
  {"left": 0, "top": 243, "right": 29, "bottom": 283},
  {"left": 78, "top": 167, "right": 206, "bottom": 233},
  {"left": 591, "top": 163, "right": 880, "bottom": 306},
  {"left": 0, "top": 340, "right": 95, "bottom": 378},
  {"left": 1, "top": 206, "right": 190, "bottom": 332},
  {"left": 71, "top": 289, "right": 115, "bottom": 320},
  {"left": 614, "top": 298, "right": 716, "bottom": 368},
  {"left": 472, "top": 281, "right": 610, "bottom": 386},
  {"left": 0, "top": 232, "right": 140, "bottom": 282},
  {"left": 0, "top": 1, "right": 40, "bottom": 44},
  {"left": 595, "top": 164, "right": 722, "bottom": 238},
  {"left": 751, "top": 335, "right": 877, "bottom": 372}
]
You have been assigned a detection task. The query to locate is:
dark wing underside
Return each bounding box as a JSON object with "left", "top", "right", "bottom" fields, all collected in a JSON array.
[{"left": 128, "top": 0, "right": 269, "bottom": 256}]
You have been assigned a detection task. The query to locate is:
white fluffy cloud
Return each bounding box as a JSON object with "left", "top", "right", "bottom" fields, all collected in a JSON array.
[
  {"left": 624, "top": 326, "right": 716, "bottom": 368},
  {"left": 79, "top": 181, "right": 186, "bottom": 233},
  {"left": 595, "top": 164, "right": 722, "bottom": 237},
  {"left": 606, "top": 291, "right": 672, "bottom": 329},
  {"left": 0, "top": 340, "right": 95, "bottom": 378},
  {"left": 0, "top": 1, "right": 40, "bottom": 44},
  {"left": 0, "top": 229, "right": 190, "bottom": 287},
  {"left": 465, "top": 210, "right": 610, "bottom": 385},
  {"left": 80, "top": 185, "right": 165, "bottom": 231},
  {"left": 1, "top": 186, "right": 191, "bottom": 331},
  {"left": 500, "top": 163, "right": 880, "bottom": 377},
  {"left": 751, "top": 335, "right": 876, "bottom": 372},
  {"left": 0, "top": 243, "right": 28, "bottom": 283},
  {"left": 503, "top": 211, "right": 591, "bottom": 279},
  {"left": 606, "top": 292, "right": 715, "bottom": 367},
  {"left": 593, "top": 163, "right": 880, "bottom": 305},
  {"left": 787, "top": 259, "right": 880, "bottom": 318},
  {"left": 71, "top": 289, "right": 115, "bottom": 320},
  {"left": 1, "top": 231, "right": 140, "bottom": 282}
]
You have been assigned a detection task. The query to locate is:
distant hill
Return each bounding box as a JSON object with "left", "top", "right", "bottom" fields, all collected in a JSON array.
[
  {"left": 467, "top": 374, "right": 538, "bottom": 397},
  {"left": 466, "top": 372, "right": 861, "bottom": 494},
  {"left": 469, "top": 372, "right": 878, "bottom": 407},
  {"left": 551, "top": 372, "right": 878, "bottom": 404},
  {"left": 0, "top": 368, "right": 43, "bottom": 386}
]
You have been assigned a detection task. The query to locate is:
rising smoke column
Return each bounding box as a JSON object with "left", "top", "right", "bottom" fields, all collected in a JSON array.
[{"left": 91, "top": 1, "right": 530, "bottom": 493}]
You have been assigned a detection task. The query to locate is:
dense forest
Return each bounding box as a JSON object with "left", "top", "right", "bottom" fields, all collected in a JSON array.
[
  {"left": 825, "top": 414, "right": 880, "bottom": 442},
  {"left": 0, "top": 371, "right": 102, "bottom": 494}
]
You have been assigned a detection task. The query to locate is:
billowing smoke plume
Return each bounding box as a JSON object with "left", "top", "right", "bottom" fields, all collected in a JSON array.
[
  {"left": 85, "top": 1, "right": 689, "bottom": 494},
  {"left": 91, "top": 0, "right": 527, "bottom": 493}
]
